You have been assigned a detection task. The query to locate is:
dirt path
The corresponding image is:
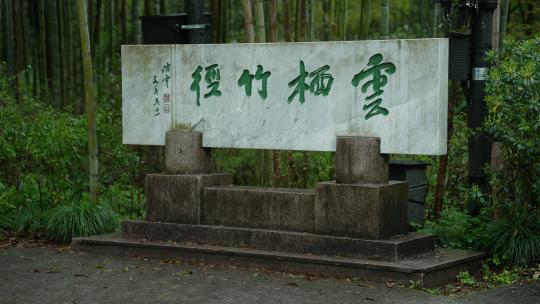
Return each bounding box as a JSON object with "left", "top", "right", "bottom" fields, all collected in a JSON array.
[{"left": 0, "top": 246, "right": 538, "bottom": 304}]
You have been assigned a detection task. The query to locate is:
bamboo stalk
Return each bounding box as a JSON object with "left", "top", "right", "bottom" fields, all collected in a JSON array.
[
  {"left": 359, "top": 0, "right": 370, "bottom": 40},
  {"left": 77, "top": 0, "right": 100, "bottom": 204},
  {"left": 380, "top": 0, "right": 389, "bottom": 39},
  {"left": 283, "top": 0, "right": 292, "bottom": 42},
  {"left": 268, "top": 0, "right": 277, "bottom": 42},
  {"left": 295, "top": 0, "right": 300, "bottom": 41},
  {"left": 253, "top": 0, "right": 266, "bottom": 43},
  {"left": 132, "top": 0, "right": 141, "bottom": 43},
  {"left": 499, "top": 0, "right": 510, "bottom": 54},
  {"left": 299, "top": 0, "right": 306, "bottom": 41},
  {"left": 211, "top": 0, "right": 220, "bottom": 43},
  {"left": 432, "top": 1, "right": 440, "bottom": 37},
  {"left": 337, "top": 0, "right": 347, "bottom": 40},
  {"left": 58, "top": 0, "right": 67, "bottom": 107},
  {"left": 241, "top": 0, "right": 255, "bottom": 43}
]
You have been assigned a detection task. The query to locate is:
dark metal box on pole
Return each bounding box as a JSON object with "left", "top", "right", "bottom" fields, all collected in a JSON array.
[
  {"left": 140, "top": 13, "right": 211, "bottom": 44},
  {"left": 389, "top": 160, "right": 430, "bottom": 225}
]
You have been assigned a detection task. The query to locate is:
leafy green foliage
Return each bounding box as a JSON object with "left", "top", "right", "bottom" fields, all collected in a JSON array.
[
  {"left": 487, "top": 215, "right": 540, "bottom": 266},
  {"left": 46, "top": 199, "right": 118, "bottom": 243},
  {"left": 484, "top": 37, "right": 540, "bottom": 266},
  {"left": 213, "top": 149, "right": 334, "bottom": 188},
  {"left": 420, "top": 208, "right": 488, "bottom": 249},
  {"left": 456, "top": 271, "right": 477, "bottom": 286},
  {"left": 0, "top": 67, "right": 141, "bottom": 239}
]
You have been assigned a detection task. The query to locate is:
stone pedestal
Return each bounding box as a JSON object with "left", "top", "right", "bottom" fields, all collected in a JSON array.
[
  {"left": 315, "top": 181, "right": 408, "bottom": 239},
  {"left": 315, "top": 136, "right": 408, "bottom": 239},
  {"left": 148, "top": 130, "right": 232, "bottom": 224},
  {"left": 146, "top": 173, "right": 232, "bottom": 224},
  {"left": 336, "top": 136, "right": 389, "bottom": 184},
  {"left": 165, "top": 131, "right": 214, "bottom": 174}
]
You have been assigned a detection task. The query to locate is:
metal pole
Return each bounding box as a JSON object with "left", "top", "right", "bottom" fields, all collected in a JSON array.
[
  {"left": 467, "top": 0, "right": 497, "bottom": 215},
  {"left": 184, "top": 0, "right": 207, "bottom": 44}
]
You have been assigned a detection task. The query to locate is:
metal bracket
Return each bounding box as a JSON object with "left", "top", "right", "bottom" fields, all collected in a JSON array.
[{"left": 181, "top": 23, "right": 210, "bottom": 30}]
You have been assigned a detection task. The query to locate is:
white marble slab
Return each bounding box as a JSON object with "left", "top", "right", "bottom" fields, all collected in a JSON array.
[{"left": 122, "top": 39, "right": 448, "bottom": 155}]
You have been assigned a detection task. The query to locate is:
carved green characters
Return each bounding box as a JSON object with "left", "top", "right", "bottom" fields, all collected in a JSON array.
[
  {"left": 352, "top": 53, "right": 396, "bottom": 119},
  {"left": 288, "top": 61, "right": 334, "bottom": 104},
  {"left": 238, "top": 65, "right": 271, "bottom": 99},
  {"left": 191, "top": 64, "right": 222, "bottom": 106}
]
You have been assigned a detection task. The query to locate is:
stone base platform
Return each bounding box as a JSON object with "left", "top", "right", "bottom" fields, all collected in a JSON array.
[
  {"left": 72, "top": 232, "right": 486, "bottom": 288},
  {"left": 121, "top": 220, "right": 435, "bottom": 262}
]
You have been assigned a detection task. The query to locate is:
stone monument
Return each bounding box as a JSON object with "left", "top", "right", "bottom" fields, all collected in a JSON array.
[{"left": 73, "top": 39, "right": 485, "bottom": 287}]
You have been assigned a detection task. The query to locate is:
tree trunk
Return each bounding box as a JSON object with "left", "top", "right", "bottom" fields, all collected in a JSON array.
[
  {"left": 433, "top": 80, "right": 459, "bottom": 220},
  {"left": 241, "top": 0, "right": 255, "bottom": 43},
  {"left": 77, "top": 0, "right": 100, "bottom": 204}
]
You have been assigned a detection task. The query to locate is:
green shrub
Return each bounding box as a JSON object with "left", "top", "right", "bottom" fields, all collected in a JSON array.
[
  {"left": 46, "top": 199, "right": 118, "bottom": 243},
  {"left": 484, "top": 37, "right": 540, "bottom": 266},
  {"left": 456, "top": 271, "right": 477, "bottom": 286},
  {"left": 486, "top": 215, "right": 540, "bottom": 266},
  {"left": 421, "top": 208, "right": 488, "bottom": 249}
]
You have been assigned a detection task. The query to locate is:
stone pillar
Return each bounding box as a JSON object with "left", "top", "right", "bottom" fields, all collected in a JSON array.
[
  {"left": 165, "top": 131, "right": 214, "bottom": 174},
  {"left": 336, "top": 137, "right": 389, "bottom": 184},
  {"left": 145, "top": 130, "right": 232, "bottom": 224},
  {"left": 315, "top": 137, "right": 408, "bottom": 239}
]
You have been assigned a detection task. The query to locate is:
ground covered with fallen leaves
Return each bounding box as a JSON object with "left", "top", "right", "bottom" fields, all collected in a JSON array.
[{"left": 0, "top": 235, "right": 539, "bottom": 304}]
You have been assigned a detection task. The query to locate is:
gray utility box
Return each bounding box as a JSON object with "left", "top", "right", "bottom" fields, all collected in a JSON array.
[{"left": 389, "top": 160, "right": 429, "bottom": 225}]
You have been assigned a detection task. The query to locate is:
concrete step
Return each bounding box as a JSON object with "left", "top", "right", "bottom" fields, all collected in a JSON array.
[
  {"left": 120, "top": 220, "right": 435, "bottom": 262},
  {"left": 202, "top": 186, "right": 316, "bottom": 233},
  {"left": 72, "top": 233, "right": 486, "bottom": 288}
]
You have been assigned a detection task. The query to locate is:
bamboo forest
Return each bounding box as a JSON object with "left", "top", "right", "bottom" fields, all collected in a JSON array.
[{"left": 0, "top": 1, "right": 539, "bottom": 301}]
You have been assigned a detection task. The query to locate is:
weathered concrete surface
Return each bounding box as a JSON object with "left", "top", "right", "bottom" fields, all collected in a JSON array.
[
  {"left": 202, "top": 186, "right": 316, "bottom": 233},
  {"left": 146, "top": 173, "right": 232, "bottom": 224},
  {"left": 122, "top": 40, "right": 449, "bottom": 155},
  {"left": 315, "top": 181, "right": 409, "bottom": 239},
  {"left": 121, "top": 220, "right": 435, "bottom": 261},
  {"left": 73, "top": 233, "right": 485, "bottom": 288},
  {"left": 336, "top": 136, "right": 389, "bottom": 184},
  {"left": 165, "top": 131, "right": 214, "bottom": 174},
  {"left": 5, "top": 246, "right": 533, "bottom": 304}
]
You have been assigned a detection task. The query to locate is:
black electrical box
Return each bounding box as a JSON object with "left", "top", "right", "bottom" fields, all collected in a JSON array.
[
  {"left": 449, "top": 32, "right": 471, "bottom": 80},
  {"left": 389, "top": 160, "right": 429, "bottom": 225},
  {"left": 140, "top": 13, "right": 211, "bottom": 44}
]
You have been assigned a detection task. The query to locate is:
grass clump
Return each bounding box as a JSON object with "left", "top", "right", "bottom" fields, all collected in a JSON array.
[{"left": 46, "top": 200, "right": 118, "bottom": 243}]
